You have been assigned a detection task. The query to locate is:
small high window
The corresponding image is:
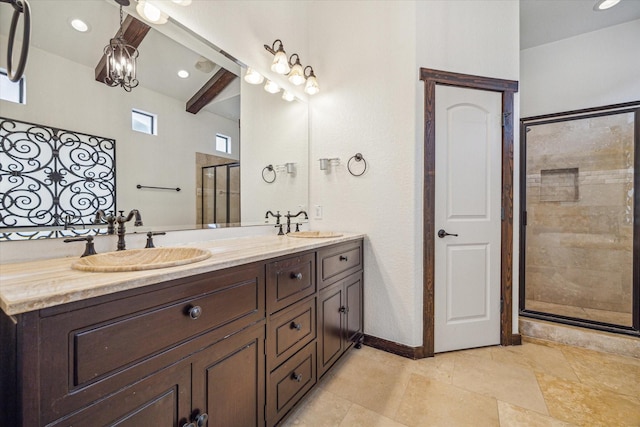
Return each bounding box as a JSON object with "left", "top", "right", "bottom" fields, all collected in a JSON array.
[
  {"left": 0, "top": 68, "right": 26, "bottom": 104},
  {"left": 216, "top": 134, "right": 231, "bottom": 153},
  {"left": 132, "top": 109, "right": 157, "bottom": 135}
]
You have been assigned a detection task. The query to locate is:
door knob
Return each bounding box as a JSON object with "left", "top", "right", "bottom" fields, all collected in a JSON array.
[{"left": 437, "top": 229, "right": 458, "bottom": 238}]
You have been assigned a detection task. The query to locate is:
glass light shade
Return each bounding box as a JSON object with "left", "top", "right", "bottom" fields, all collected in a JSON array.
[
  {"left": 264, "top": 80, "right": 280, "bottom": 94},
  {"left": 288, "top": 63, "right": 305, "bottom": 86},
  {"left": 172, "top": 0, "right": 192, "bottom": 5},
  {"left": 282, "top": 91, "right": 295, "bottom": 102},
  {"left": 593, "top": 0, "right": 620, "bottom": 10},
  {"left": 136, "top": 0, "right": 168, "bottom": 24},
  {"left": 304, "top": 75, "right": 319, "bottom": 95},
  {"left": 271, "top": 50, "right": 290, "bottom": 74},
  {"left": 244, "top": 67, "right": 265, "bottom": 84}
]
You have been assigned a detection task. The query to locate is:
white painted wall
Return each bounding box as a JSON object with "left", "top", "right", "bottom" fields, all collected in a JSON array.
[
  {"left": 0, "top": 37, "right": 239, "bottom": 230},
  {"left": 521, "top": 19, "right": 640, "bottom": 117},
  {"left": 307, "top": 0, "right": 520, "bottom": 345}
]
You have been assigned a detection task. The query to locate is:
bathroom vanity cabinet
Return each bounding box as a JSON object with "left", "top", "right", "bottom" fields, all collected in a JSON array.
[{"left": 0, "top": 237, "right": 364, "bottom": 427}]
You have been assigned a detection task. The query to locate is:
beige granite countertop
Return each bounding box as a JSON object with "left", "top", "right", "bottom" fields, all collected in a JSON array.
[{"left": 0, "top": 233, "right": 365, "bottom": 316}]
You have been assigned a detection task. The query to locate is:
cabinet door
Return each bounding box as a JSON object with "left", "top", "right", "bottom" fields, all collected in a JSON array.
[
  {"left": 318, "top": 283, "right": 344, "bottom": 378},
  {"left": 191, "top": 323, "right": 266, "bottom": 427},
  {"left": 345, "top": 272, "right": 363, "bottom": 347},
  {"left": 49, "top": 360, "right": 191, "bottom": 427}
]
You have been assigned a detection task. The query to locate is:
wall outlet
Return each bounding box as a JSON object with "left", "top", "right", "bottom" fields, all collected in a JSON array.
[{"left": 314, "top": 205, "right": 323, "bottom": 220}]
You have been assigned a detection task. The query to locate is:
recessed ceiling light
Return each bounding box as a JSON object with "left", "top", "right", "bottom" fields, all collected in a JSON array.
[
  {"left": 177, "top": 70, "right": 190, "bottom": 79},
  {"left": 69, "top": 18, "right": 90, "bottom": 33},
  {"left": 593, "top": 0, "right": 621, "bottom": 11}
]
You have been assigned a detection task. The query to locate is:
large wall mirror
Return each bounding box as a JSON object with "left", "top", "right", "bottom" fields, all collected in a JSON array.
[{"left": 0, "top": 0, "right": 309, "bottom": 241}]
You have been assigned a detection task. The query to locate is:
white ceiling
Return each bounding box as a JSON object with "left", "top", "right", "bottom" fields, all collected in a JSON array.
[{"left": 520, "top": 0, "right": 640, "bottom": 49}]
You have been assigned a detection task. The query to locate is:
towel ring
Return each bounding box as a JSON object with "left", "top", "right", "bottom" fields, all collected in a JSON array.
[
  {"left": 347, "top": 153, "right": 367, "bottom": 177},
  {"left": 262, "top": 164, "right": 276, "bottom": 183}
]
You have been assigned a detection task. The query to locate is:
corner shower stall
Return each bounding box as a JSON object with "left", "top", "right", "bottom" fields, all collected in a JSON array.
[
  {"left": 200, "top": 163, "right": 240, "bottom": 226},
  {"left": 520, "top": 102, "right": 639, "bottom": 336}
]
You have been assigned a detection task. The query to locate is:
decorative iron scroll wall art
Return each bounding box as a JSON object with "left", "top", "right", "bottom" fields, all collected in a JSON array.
[{"left": 0, "top": 117, "right": 116, "bottom": 233}]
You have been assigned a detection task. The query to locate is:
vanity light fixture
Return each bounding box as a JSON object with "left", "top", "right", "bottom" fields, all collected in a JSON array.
[
  {"left": 177, "top": 69, "right": 189, "bottom": 78},
  {"left": 244, "top": 66, "right": 265, "bottom": 84},
  {"left": 70, "top": 18, "right": 90, "bottom": 33},
  {"left": 304, "top": 66, "right": 319, "bottom": 95},
  {"left": 282, "top": 91, "right": 295, "bottom": 102},
  {"left": 103, "top": 0, "right": 139, "bottom": 92},
  {"left": 593, "top": 0, "right": 621, "bottom": 10},
  {"left": 136, "top": 0, "right": 168, "bottom": 24},
  {"left": 264, "top": 39, "right": 290, "bottom": 75},
  {"left": 287, "top": 54, "right": 305, "bottom": 86},
  {"left": 264, "top": 79, "right": 280, "bottom": 94}
]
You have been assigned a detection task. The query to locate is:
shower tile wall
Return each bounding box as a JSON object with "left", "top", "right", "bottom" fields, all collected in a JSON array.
[{"left": 525, "top": 112, "right": 634, "bottom": 326}]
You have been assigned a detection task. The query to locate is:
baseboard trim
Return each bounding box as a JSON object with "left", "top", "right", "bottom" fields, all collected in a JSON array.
[
  {"left": 511, "top": 333, "right": 522, "bottom": 345},
  {"left": 364, "top": 334, "right": 421, "bottom": 360}
]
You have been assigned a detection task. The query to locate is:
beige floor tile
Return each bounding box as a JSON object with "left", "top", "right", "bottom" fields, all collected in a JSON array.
[
  {"left": 321, "top": 348, "right": 411, "bottom": 418},
  {"left": 394, "top": 374, "right": 499, "bottom": 427},
  {"left": 489, "top": 342, "right": 580, "bottom": 382},
  {"left": 537, "top": 372, "right": 640, "bottom": 427},
  {"left": 452, "top": 353, "right": 549, "bottom": 414},
  {"left": 338, "top": 404, "right": 407, "bottom": 427},
  {"left": 281, "top": 388, "right": 352, "bottom": 427},
  {"left": 407, "top": 352, "right": 456, "bottom": 384},
  {"left": 497, "top": 400, "right": 575, "bottom": 427},
  {"left": 560, "top": 345, "right": 640, "bottom": 398}
]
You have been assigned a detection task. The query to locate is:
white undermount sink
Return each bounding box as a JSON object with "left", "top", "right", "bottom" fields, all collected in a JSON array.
[
  {"left": 287, "top": 231, "right": 343, "bottom": 238},
  {"left": 71, "top": 247, "right": 212, "bottom": 272}
]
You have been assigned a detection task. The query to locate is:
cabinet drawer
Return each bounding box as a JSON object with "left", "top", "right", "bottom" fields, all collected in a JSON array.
[
  {"left": 267, "top": 341, "right": 316, "bottom": 426},
  {"left": 38, "top": 263, "right": 265, "bottom": 425},
  {"left": 318, "top": 240, "right": 363, "bottom": 289},
  {"left": 267, "top": 253, "right": 315, "bottom": 314},
  {"left": 267, "top": 297, "right": 316, "bottom": 369}
]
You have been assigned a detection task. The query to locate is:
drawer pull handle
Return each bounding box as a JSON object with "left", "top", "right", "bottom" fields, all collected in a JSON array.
[
  {"left": 291, "top": 372, "right": 303, "bottom": 382},
  {"left": 339, "top": 255, "right": 348, "bottom": 261},
  {"left": 182, "top": 423, "right": 196, "bottom": 427},
  {"left": 195, "top": 413, "right": 209, "bottom": 427},
  {"left": 291, "top": 272, "right": 303, "bottom": 280},
  {"left": 188, "top": 305, "right": 203, "bottom": 320},
  {"left": 291, "top": 322, "right": 302, "bottom": 331},
  {"left": 339, "top": 306, "right": 348, "bottom": 314}
]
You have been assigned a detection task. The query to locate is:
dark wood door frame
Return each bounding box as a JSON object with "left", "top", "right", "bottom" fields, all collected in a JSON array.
[{"left": 418, "top": 68, "right": 519, "bottom": 358}]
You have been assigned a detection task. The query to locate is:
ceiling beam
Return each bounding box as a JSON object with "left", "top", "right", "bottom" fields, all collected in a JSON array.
[
  {"left": 186, "top": 69, "right": 238, "bottom": 114},
  {"left": 95, "top": 15, "right": 151, "bottom": 83}
]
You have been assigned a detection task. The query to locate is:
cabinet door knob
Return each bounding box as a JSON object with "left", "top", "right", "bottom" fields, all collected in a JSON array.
[
  {"left": 290, "top": 322, "right": 302, "bottom": 331},
  {"left": 291, "top": 272, "right": 303, "bottom": 280},
  {"left": 182, "top": 423, "right": 196, "bottom": 427},
  {"left": 291, "top": 372, "right": 303, "bottom": 382},
  {"left": 195, "top": 413, "right": 209, "bottom": 427},
  {"left": 339, "top": 306, "right": 348, "bottom": 313},
  {"left": 339, "top": 255, "right": 348, "bottom": 261},
  {"left": 187, "top": 305, "right": 202, "bottom": 320}
]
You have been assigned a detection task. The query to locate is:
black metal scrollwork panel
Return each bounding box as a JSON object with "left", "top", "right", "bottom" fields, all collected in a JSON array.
[{"left": 0, "top": 117, "right": 116, "bottom": 233}]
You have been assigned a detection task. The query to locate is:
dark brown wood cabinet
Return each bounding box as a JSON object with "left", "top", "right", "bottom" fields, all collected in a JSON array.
[{"left": 0, "top": 239, "right": 364, "bottom": 427}]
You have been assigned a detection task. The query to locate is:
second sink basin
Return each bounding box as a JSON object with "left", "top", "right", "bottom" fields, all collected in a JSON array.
[
  {"left": 287, "top": 231, "right": 343, "bottom": 238},
  {"left": 71, "top": 247, "right": 212, "bottom": 272}
]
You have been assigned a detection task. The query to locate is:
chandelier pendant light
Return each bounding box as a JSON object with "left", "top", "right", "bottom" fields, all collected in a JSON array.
[{"left": 104, "top": 0, "right": 139, "bottom": 92}]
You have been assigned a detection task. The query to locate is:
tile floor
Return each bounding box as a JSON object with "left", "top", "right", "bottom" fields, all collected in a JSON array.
[{"left": 282, "top": 339, "right": 640, "bottom": 427}]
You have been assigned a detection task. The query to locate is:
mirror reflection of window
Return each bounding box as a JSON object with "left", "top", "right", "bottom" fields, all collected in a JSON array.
[
  {"left": 0, "top": 69, "right": 26, "bottom": 105},
  {"left": 131, "top": 109, "right": 157, "bottom": 135},
  {"left": 216, "top": 133, "right": 231, "bottom": 154}
]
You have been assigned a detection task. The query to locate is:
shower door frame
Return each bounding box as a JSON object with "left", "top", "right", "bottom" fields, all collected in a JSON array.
[
  {"left": 519, "top": 101, "right": 640, "bottom": 337},
  {"left": 201, "top": 162, "right": 240, "bottom": 225}
]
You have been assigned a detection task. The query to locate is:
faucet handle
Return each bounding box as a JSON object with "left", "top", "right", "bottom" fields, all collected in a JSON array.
[
  {"left": 145, "top": 231, "right": 166, "bottom": 248},
  {"left": 64, "top": 236, "right": 97, "bottom": 257}
]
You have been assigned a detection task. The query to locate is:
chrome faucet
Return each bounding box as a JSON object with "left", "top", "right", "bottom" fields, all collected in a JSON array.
[
  {"left": 265, "top": 210, "right": 281, "bottom": 224},
  {"left": 94, "top": 209, "right": 117, "bottom": 235},
  {"left": 116, "top": 209, "right": 143, "bottom": 250},
  {"left": 285, "top": 210, "right": 308, "bottom": 234}
]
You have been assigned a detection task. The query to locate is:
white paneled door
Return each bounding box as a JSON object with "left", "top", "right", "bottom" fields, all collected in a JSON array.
[{"left": 434, "top": 85, "right": 502, "bottom": 353}]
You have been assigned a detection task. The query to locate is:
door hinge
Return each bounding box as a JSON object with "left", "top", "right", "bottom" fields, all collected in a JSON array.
[
  {"left": 522, "top": 210, "right": 527, "bottom": 226},
  {"left": 501, "top": 206, "right": 505, "bottom": 221},
  {"left": 500, "top": 299, "right": 504, "bottom": 313},
  {"left": 501, "top": 112, "right": 511, "bottom": 127}
]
